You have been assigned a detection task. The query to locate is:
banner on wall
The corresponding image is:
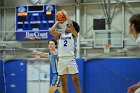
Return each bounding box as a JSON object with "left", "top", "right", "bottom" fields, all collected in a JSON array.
[{"left": 15, "top": 5, "right": 56, "bottom": 41}]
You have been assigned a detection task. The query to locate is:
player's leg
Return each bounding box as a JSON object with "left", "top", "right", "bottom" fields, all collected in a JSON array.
[
  {"left": 60, "top": 75, "right": 68, "bottom": 93},
  {"left": 55, "top": 74, "right": 63, "bottom": 93},
  {"left": 68, "top": 58, "right": 81, "bottom": 93},
  {"left": 49, "top": 73, "right": 60, "bottom": 93},
  {"left": 48, "top": 86, "right": 57, "bottom": 93},
  {"left": 58, "top": 58, "right": 69, "bottom": 93},
  {"left": 71, "top": 74, "right": 81, "bottom": 93},
  {"left": 57, "top": 76, "right": 63, "bottom": 93},
  {"left": 57, "top": 86, "right": 63, "bottom": 93}
]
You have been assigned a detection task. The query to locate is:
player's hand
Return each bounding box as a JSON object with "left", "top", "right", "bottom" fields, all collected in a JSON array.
[
  {"left": 56, "top": 20, "right": 65, "bottom": 24},
  {"left": 33, "top": 50, "right": 41, "bottom": 55},
  {"left": 61, "top": 9, "right": 69, "bottom": 20}
]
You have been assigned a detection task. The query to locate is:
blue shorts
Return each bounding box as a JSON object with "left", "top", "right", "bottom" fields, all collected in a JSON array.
[{"left": 51, "top": 73, "right": 61, "bottom": 87}]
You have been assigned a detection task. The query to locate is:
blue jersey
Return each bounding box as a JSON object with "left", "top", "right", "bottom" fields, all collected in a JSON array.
[{"left": 49, "top": 51, "right": 58, "bottom": 73}]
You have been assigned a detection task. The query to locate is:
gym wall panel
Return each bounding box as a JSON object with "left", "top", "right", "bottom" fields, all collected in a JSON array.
[
  {"left": 0, "top": 60, "right": 3, "bottom": 75},
  {"left": 4, "top": 60, "right": 27, "bottom": 93},
  {"left": 27, "top": 61, "right": 50, "bottom": 93},
  {"left": 40, "top": 82, "right": 50, "bottom": 93},
  {"left": 76, "top": 58, "right": 84, "bottom": 92},
  {"left": 84, "top": 58, "right": 140, "bottom": 93},
  {"left": 27, "top": 82, "right": 40, "bottom": 93},
  {"left": 5, "top": 9, "right": 15, "bottom": 31},
  {"left": 0, "top": 60, "right": 4, "bottom": 93}
]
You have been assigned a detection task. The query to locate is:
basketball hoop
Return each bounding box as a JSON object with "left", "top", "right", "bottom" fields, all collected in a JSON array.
[{"left": 103, "top": 43, "right": 111, "bottom": 53}]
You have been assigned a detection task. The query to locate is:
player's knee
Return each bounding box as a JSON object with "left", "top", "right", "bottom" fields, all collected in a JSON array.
[
  {"left": 72, "top": 76, "right": 80, "bottom": 86},
  {"left": 61, "top": 81, "right": 67, "bottom": 87},
  {"left": 60, "top": 77, "right": 67, "bottom": 86},
  {"left": 74, "top": 80, "right": 80, "bottom": 87}
]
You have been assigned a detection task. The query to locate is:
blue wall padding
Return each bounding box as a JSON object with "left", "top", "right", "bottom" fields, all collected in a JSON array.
[
  {"left": 0, "top": 60, "right": 3, "bottom": 75},
  {"left": 84, "top": 58, "right": 140, "bottom": 93},
  {"left": 0, "top": 60, "right": 4, "bottom": 93},
  {"left": 4, "top": 60, "right": 27, "bottom": 93},
  {"left": 75, "top": 58, "right": 84, "bottom": 92},
  {"left": 50, "top": 58, "right": 140, "bottom": 93}
]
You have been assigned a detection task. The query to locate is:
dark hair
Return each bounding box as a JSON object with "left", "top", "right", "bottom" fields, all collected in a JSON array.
[
  {"left": 129, "top": 14, "right": 140, "bottom": 33},
  {"left": 72, "top": 21, "right": 80, "bottom": 33},
  {"left": 48, "top": 38, "right": 58, "bottom": 48}
]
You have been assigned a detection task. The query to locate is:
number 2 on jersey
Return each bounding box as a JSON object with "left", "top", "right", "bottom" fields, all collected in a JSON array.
[{"left": 64, "top": 40, "right": 68, "bottom": 47}]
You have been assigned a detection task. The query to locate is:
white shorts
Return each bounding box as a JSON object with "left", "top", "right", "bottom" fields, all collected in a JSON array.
[{"left": 58, "top": 57, "right": 79, "bottom": 75}]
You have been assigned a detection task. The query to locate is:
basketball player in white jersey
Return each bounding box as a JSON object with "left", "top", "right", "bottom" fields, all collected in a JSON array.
[
  {"left": 127, "top": 14, "right": 140, "bottom": 93},
  {"left": 50, "top": 10, "right": 81, "bottom": 93}
]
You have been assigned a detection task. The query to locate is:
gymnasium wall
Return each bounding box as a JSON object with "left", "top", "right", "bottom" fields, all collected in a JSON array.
[
  {"left": 1, "top": 59, "right": 50, "bottom": 93},
  {"left": 51, "top": 58, "right": 140, "bottom": 93},
  {"left": 4, "top": 60, "right": 27, "bottom": 93},
  {"left": 1, "top": 0, "right": 140, "bottom": 57},
  {"left": 0, "top": 60, "right": 4, "bottom": 93},
  {"left": 0, "top": 60, "right": 25, "bottom": 93},
  {"left": 1, "top": 58, "right": 140, "bottom": 93},
  {"left": 27, "top": 61, "right": 50, "bottom": 93},
  {"left": 77, "top": 58, "right": 140, "bottom": 93}
]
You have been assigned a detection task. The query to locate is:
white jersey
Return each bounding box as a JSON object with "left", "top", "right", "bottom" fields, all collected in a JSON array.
[
  {"left": 58, "top": 33, "right": 75, "bottom": 57},
  {"left": 134, "top": 88, "right": 140, "bottom": 93},
  {"left": 136, "top": 33, "right": 140, "bottom": 48}
]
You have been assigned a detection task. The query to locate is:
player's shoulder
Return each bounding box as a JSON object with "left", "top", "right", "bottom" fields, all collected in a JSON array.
[{"left": 136, "top": 34, "right": 140, "bottom": 42}]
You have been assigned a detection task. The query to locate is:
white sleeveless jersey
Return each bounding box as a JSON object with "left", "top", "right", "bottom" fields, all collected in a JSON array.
[
  {"left": 136, "top": 34, "right": 140, "bottom": 48},
  {"left": 134, "top": 88, "right": 140, "bottom": 93},
  {"left": 58, "top": 33, "right": 75, "bottom": 57}
]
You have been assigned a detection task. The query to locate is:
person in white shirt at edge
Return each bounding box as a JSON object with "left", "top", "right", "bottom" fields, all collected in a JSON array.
[
  {"left": 127, "top": 14, "right": 140, "bottom": 93},
  {"left": 129, "top": 14, "right": 140, "bottom": 48},
  {"left": 50, "top": 10, "right": 81, "bottom": 93}
]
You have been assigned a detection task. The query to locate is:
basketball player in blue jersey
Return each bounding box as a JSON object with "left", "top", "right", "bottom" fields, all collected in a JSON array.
[
  {"left": 33, "top": 38, "right": 63, "bottom": 93},
  {"left": 50, "top": 10, "right": 81, "bottom": 93}
]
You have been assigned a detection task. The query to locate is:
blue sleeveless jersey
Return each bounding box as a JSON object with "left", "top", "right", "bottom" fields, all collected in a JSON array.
[{"left": 49, "top": 51, "right": 58, "bottom": 73}]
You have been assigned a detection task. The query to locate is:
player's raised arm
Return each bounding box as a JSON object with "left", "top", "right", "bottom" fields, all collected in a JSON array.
[
  {"left": 68, "top": 19, "right": 78, "bottom": 39},
  {"left": 62, "top": 10, "right": 78, "bottom": 39},
  {"left": 50, "top": 21, "right": 61, "bottom": 38}
]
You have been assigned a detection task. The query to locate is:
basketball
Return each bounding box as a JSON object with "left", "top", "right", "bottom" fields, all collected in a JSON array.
[{"left": 56, "top": 11, "right": 67, "bottom": 22}]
